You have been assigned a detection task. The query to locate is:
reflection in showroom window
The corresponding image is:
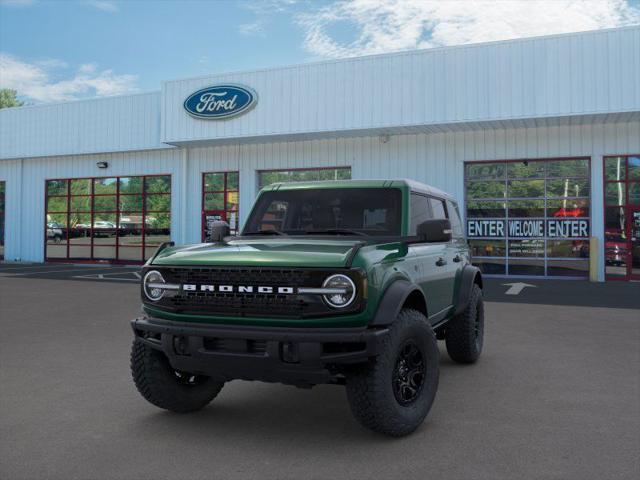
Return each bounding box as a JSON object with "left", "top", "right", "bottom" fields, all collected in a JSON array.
[
  {"left": 603, "top": 155, "right": 640, "bottom": 280},
  {"left": 45, "top": 175, "right": 171, "bottom": 263},
  {"left": 465, "top": 158, "right": 591, "bottom": 277}
]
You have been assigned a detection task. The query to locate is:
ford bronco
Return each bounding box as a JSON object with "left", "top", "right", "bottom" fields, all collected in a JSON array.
[{"left": 130, "top": 179, "right": 484, "bottom": 436}]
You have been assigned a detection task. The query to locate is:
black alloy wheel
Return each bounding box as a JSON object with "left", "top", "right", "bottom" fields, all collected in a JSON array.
[{"left": 392, "top": 340, "right": 425, "bottom": 406}]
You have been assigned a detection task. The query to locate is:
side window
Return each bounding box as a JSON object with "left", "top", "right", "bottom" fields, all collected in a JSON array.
[
  {"left": 429, "top": 198, "right": 447, "bottom": 220},
  {"left": 409, "top": 193, "right": 431, "bottom": 234},
  {"left": 447, "top": 200, "right": 464, "bottom": 238}
]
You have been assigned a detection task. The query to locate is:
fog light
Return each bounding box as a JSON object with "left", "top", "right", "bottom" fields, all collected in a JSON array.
[
  {"left": 281, "top": 342, "right": 299, "bottom": 363},
  {"left": 173, "top": 336, "right": 190, "bottom": 356}
]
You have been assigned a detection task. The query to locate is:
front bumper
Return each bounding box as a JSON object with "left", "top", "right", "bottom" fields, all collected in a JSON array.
[{"left": 131, "top": 316, "right": 388, "bottom": 387}]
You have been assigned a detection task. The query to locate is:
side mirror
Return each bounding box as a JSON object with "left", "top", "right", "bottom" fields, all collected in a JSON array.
[
  {"left": 206, "top": 220, "right": 230, "bottom": 243},
  {"left": 417, "top": 219, "right": 452, "bottom": 243}
]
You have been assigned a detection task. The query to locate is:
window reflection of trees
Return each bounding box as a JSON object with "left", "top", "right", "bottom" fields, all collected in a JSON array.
[
  {"left": 464, "top": 158, "right": 590, "bottom": 277},
  {"left": 45, "top": 175, "right": 171, "bottom": 262}
]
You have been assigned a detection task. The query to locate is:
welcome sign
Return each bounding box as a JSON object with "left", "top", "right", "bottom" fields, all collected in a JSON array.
[
  {"left": 184, "top": 84, "right": 257, "bottom": 119},
  {"left": 467, "top": 219, "right": 589, "bottom": 238}
]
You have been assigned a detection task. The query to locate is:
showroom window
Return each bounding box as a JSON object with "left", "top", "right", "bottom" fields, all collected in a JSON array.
[
  {"left": 0, "top": 181, "right": 5, "bottom": 260},
  {"left": 45, "top": 175, "right": 171, "bottom": 263},
  {"left": 202, "top": 171, "right": 239, "bottom": 239},
  {"left": 257, "top": 167, "right": 351, "bottom": 189},
  {"left": 603, "top": 155, "right": 640, "bottom": 280},
  {"left": 465, "top": 158, "right": 591, "bottom": 277}
]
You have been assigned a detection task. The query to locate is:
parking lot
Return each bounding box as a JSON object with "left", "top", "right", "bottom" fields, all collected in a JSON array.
[{"left": 1, "top": 263, "right": 639, "bottom": 480}]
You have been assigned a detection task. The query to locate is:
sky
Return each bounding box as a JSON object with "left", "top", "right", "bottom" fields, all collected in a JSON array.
[{"left": 1, "top": 0, "right": 639, "bottom": 104}]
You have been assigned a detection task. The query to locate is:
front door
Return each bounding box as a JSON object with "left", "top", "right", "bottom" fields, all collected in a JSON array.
[{"left": 630, "top": 208, "right": 640, "bottom": 280}]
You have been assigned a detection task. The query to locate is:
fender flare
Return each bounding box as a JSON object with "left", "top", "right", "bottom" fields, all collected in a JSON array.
[
  {"left": 453, "top": 265, "right": 483, "bottom": 316},
  {"left": 369, "top": 279, "right": 427, "bottom": 327}
]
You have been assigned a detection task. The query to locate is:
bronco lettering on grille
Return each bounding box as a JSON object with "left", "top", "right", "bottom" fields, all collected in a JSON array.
[{"left": 182, "top": 284, "right": 296, "bottom": 294}]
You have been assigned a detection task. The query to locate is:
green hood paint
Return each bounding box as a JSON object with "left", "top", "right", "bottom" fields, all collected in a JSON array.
[{"left": 151, "top": 238, "right": 362, "bottom": 268}]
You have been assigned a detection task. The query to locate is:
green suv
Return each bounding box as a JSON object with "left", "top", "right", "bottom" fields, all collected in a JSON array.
[{"left": 130, "top": 179, "right": 484, "bottom": 436}]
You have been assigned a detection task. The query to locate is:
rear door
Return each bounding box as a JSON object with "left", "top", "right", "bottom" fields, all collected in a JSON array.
[{"left": 428, "top": 197, "right": 459, "bottom": 312}]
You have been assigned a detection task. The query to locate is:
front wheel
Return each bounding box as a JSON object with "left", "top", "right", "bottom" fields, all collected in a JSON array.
[
  {"left": 130, "top": 340, "right": 224, "bottom": 413},
  {"left": 345, "top": 309, "right": 439, "bottom": 437}
]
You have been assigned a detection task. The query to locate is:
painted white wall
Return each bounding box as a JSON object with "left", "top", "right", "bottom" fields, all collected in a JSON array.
[
  {"left": 0, "top": 159, "right": 22, "bottom": 260},
  {"left": 0, "top": 92, "right": 168, "bottom": 160},
  {"left": 1, "top": 120, "right": 639, "bottom": 281},
  {"left": 2, "top": 27, "right": 638, "bottom": 162},
  {"left": 0, "top": 149, "right": 183, "bottom": 262},
  {"left": 162, "top": 27, "right": 640, "bottom": 145}
]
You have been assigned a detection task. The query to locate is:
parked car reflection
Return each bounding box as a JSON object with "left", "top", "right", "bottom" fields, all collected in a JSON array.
[{"left": 46, "top": 222, "right": 64, "bottom": 243}]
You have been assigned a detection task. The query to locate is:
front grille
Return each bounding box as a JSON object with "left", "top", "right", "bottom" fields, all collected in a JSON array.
[
  {"left": 170, "top": 289, "right": 309, "bottom": 317},
  {"left": 148, "top": 267, "right": 363, "bottom": 319}
]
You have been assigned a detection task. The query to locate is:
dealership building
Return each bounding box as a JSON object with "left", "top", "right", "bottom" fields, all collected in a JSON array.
[{"left": 1, "top": 26, "right": 639, "bottom": 281}]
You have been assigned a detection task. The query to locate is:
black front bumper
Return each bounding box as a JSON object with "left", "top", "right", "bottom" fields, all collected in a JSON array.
[{"left": 131, "top": 316, "right": 389, "bottom": 387}]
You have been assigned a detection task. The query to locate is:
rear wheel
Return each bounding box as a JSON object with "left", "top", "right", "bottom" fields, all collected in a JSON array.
[
  {"left": 445, "top": 283, "right": 484, "bottom": 364},
  {"left": 345, "top": 309, "right": 439, "bottom": 437},
  {"left": 131, "top": 340, "right": 224, "bottom": 413}
]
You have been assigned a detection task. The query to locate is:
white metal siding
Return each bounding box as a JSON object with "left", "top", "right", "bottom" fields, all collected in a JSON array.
[
  {"left": 162, "top": 27, "right": 640, "bottom": 144},
  {"left": 1, "top": 120, "right": 639, "bottom": 279},
  {"left": 0, "top": 149, "right": 183, "bottom": 262},
  {"left": 176, "top": 120, "right": 639, "bottom": 280},
  {"left": 0, "top": 92, "right": 168, "bottom": 160},
  {"left": 0, "top": 159, "right": 22, "bottom": 261}
]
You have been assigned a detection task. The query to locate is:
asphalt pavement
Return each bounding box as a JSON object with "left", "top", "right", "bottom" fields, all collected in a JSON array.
[{"left": 0, "top": 265, "right": 639, "bottom": 480}]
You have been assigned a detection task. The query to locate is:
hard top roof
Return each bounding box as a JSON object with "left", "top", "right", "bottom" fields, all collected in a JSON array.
[{"left": 261, "top": 179, "right": 455, "bottom": 201}]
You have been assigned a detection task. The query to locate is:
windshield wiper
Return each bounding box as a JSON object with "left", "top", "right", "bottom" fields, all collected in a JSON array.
[
  {"left": 243, "top": 229, "right": 287, "bottom": 236},
  {"left": 304, "top": 228, "right": 367, "bottom": 236}
]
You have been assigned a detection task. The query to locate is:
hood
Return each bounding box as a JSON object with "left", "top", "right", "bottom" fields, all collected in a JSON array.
[{"left": 150, "top": 238, "right": 363, "bottom": 268}]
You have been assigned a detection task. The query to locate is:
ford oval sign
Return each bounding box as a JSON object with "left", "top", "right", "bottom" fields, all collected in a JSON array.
[{"left": 183, "top": 84, "right": 257, "bottom": 120}]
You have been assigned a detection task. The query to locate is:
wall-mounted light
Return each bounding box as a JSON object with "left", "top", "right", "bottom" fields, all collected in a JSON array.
[{"left": 96, "top": 162, "right": 108, "bottom": 169}]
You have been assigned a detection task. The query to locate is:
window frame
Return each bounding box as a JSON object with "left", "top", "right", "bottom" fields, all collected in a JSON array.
[
  {"left": 44, "top": 174, "right": 171, "bottom": 264},
  {"left": 201, "top": 171, "right": 240, "bottom": 239},
  {"left": 464, "top": 157, "right": 592, "bottom": 278},
  {"left": 602, "top": 154, "right": 640, "bottom": 281}
]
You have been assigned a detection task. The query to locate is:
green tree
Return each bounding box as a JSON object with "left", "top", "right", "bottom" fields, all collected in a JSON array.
[{"left": 0, "top": 89, "right": 24, "bottom": 109}]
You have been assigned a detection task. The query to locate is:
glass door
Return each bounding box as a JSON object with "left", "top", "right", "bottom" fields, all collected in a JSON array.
[
  {"left": 630, "top": 208, "right": 640, "bottom": 280},
  {"left": 202, "top": 172, "right": 239, "bottom": 240},
  {"left": 604, "top": 155, "right": 640, "bottom": 281}
]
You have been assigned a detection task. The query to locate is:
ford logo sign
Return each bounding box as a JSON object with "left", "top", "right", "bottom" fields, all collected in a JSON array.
[{"left": 183, "top": 84, "right": 257, "bottom": 119}]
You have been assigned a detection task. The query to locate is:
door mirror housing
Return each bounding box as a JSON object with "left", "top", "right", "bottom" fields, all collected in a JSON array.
[
  {"left": 207, "top": 221, "right": 231, "bottom": 243},
  {"left": 416, "top": 219, "right": 452, "bottom": 243}
]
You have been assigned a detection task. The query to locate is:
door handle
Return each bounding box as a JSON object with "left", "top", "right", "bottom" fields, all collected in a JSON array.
[
  {"left": 453, "top": 255, "right": 462, "bottom": 263},
  {"left": 436, "top": 257, "right": 447, "bottom": 267}
]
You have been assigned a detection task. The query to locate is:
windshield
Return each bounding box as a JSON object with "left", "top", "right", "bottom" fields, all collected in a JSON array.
[{"left": 243, "top": 188, "right": 403, "bottom": 236}]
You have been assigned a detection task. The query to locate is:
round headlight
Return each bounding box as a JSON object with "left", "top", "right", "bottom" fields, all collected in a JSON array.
[
  {"left": 143, "top": 270, "right": 166, "bottom": 302},
  {"left": 322, "top": 274, "right": 356, "bottom": 309}
]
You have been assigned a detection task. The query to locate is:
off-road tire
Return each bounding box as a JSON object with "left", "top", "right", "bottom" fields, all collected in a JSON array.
[
  {"left": 131, "top": 340, "right": 224, "bottom": 413},
  {"left": 445, "top": 283, "right": 484, "bottom": 364},
  {"left": 345, "top": 309, "right": 439, "bottom": 437}
]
